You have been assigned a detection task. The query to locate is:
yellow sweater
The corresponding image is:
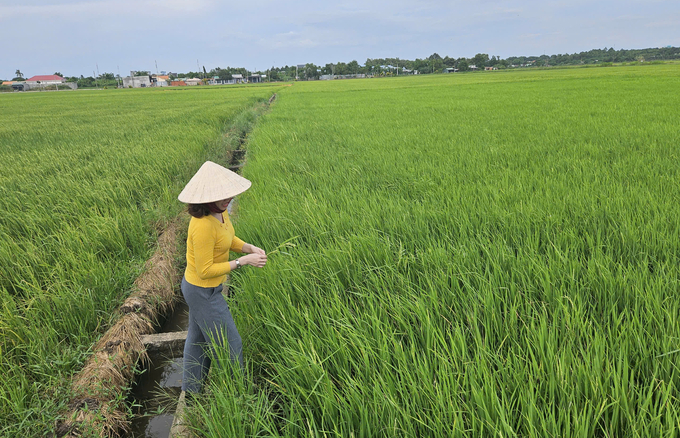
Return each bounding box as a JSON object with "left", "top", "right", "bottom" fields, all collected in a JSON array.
[{"left": 184, "top": 213, "right": 245, "bottom": 288}]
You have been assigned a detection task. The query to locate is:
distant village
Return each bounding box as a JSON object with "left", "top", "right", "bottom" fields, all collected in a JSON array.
[
  {"left": 2, "top": 71, "right": 269, "bottom": 91},
  {"left": 121, "top": 71, "right": 268, "bottom": 88},
  {"left": 4, "top": 46, "right": 678, "bottom": 92},
  {"left": 2, "top": 65, "right": 501, "bottom": 92}
]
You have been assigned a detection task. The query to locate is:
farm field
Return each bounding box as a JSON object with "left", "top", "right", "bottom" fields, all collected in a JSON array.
[
  {"left": 195, "top": 65, "right": 680, "bottom": 437},
  {"left": 0, "top": 84, "right": 280, "bottom": 435}
]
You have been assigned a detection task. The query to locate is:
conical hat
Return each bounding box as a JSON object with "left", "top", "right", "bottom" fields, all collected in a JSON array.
[{"left": 178, "top": 161, "right": 252, "bottom": 204}]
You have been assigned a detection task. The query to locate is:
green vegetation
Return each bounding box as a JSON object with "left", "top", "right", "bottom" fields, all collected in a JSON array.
[
  {"left": 193, "top": 65, "right": 680, "bottom": 437},
  {"left": 0, "top": 85, "right": 280, "bottom": 436},
  {"left": 3, "top": 63, "right": 679, "bottom": 437}
]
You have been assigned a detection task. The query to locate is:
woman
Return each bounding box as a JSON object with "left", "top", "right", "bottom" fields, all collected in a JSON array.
[{"left": 177, "top": 161, "right": 267, "bottom": 394}]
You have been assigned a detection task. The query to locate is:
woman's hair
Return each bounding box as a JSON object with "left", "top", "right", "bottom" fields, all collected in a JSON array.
[{"left": 187, "top": 203, "right": 211, "bottom": 218}]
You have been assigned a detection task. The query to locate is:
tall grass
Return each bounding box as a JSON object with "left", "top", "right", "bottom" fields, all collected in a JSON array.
[
  {"left": 0, "top": 85, "right": 280, "bottom": 436},
  {"left": 195, "top": 66, "right": 680, "bottom": 437}
]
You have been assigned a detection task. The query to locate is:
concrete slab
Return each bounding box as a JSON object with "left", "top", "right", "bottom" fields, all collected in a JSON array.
[{"left": 141, "top": 331, "right": 187, "bottom": 356}]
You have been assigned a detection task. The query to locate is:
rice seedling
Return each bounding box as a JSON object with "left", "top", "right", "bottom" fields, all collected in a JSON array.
[
  {"left": 193, "top": 65, "right": 680, "bottom": 437},
  {"left": 0, "top": 85, "right": 280, "bottom": 436}
]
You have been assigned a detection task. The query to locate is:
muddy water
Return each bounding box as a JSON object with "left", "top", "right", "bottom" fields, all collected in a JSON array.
[{"left": 128, "top": 300, "right": 188, "bottom": 437}]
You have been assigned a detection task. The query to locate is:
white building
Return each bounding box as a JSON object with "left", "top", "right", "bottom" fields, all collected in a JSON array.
[{"left": 123, "top": 76, "right": 152, "bottom": 88}]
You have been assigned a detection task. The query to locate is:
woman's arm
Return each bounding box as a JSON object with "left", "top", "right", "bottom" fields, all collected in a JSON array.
[{"left": 232, "top": 242, "right": 267, "bottom": 269}]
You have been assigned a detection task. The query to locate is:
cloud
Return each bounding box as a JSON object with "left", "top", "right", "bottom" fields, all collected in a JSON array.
[
  {"left": 0, "top": 0, "right": 214, "bottom": 21},
  {"left": 645, "top": 17, "right": 680, "bottom": 28}
]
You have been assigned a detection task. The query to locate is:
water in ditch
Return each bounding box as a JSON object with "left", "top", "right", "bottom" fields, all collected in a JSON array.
[{"left": 127, "top": 300, "right": 188, "bottom": 437}]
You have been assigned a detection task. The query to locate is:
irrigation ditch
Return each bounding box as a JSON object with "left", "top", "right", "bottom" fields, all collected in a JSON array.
[{"left": 55, "top": 94, "right": 276, "bottom": 438}]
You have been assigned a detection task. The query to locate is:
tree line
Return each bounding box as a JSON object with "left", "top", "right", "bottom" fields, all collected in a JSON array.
[{"left": 7, "top": 46, "right": 679, "bottom": 86}]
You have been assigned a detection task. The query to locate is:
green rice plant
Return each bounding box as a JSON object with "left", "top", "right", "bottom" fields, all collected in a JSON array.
[
  {"left": 0, "top": 84, "right": 282, "bottom": 435},
  {"left": 194, "top": 65, "right": 680, "bottom": 437}
]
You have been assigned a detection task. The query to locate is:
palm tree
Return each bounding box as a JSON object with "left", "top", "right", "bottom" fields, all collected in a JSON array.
[{"left": 15, "top": 69, "right": 23, "bottom": 79}]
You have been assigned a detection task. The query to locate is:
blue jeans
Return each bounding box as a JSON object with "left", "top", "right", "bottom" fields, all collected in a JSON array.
[{"left": 181, "top": 276, "right": 243, "bottom": 393}]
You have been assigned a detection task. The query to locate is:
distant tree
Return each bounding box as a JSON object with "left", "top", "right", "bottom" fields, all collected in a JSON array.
[
  {"left": 457, "top": 59, "right": 469, "bottom": 71},
  {"left": 303, "top": 63, "right": 320, "bottom": 80},
  {"left": 268, "top": 67, "right": 280, "bottom": 81},
  {"left": 214, "top": 68, "right": 232, "bottom": 80},
  {"left": 15, "top": 69, "right": 23, "bottom": 79},
  {"left": 428, "top": 53, "right": 444, "bottom": 73},
  {"left": 133, "top": 71, "right": 150, "bottom": 76},
  {"left": 347, "top": 60, "right": 360, "bottom": 75},
  {"left": 472, "top": 53, "right": 489, "bottom": 69},
  {"left": 54, "top": 72, "right": 63, "bottom": 77},
  {"left": 335, "top": 62, "right": 348, "bottom": 75},
  {"left": 413, "top": 58, "right": 428, "bottom": 73},
  {"left": 78, "top": 76, "right": 96, "bottom": 87}
]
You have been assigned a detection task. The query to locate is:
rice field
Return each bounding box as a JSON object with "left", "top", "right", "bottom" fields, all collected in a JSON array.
[
  {"left": 192, "top": 65, "right": 680, "bottom": 437},
  {"left": 0, "top": 85, "right": 279, "bottom": 435},
  {"left": 2, "top": 65, "right": 679, "bottom": 438}
]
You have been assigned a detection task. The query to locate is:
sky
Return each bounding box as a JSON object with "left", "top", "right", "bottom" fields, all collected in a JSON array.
[{"left": 1, "top": 0, "right": 678, "bottom": 80}]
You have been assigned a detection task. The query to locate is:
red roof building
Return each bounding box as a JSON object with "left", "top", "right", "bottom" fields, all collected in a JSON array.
[{"left": 26, "top": 75, "right": 65, "bottom": 83}]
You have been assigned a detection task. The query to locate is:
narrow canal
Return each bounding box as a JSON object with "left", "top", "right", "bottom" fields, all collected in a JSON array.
[{"left": 127, "top": 301, "right": 188, "bottom": 437}]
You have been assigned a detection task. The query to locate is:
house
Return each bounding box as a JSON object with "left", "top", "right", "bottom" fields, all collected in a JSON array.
[
  {"left": 123, "top": 75, "right": 151, "bottom": 88},
  {"left": 248, "top": 74, "right": 261, "bottom": 83},
  {"left": 171, "top": 80, "right": 187, "bottom": 86},
  {"left": 469, "top": 65, "right": 479, "bottom": 71},
  {"left": 185, "top": 78, "right": 202, "bottom": 86},
  {"left": 484, "top": 66, "right": 497, "bottom": 71},
  {"left": 26, "top": 75, "right": 64, "bottom": 84},
  {"left": 153, "top": 75, "right": 169, "bottom": 86},
  {"left": 231, "top": 74, "right": 245, "bottom": 84},
  {"left": 444, "top": 67, "right": 459, "bottom": 73}
]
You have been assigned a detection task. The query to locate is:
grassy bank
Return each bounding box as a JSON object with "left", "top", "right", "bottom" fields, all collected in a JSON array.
[
  {"left": 0, "top": 84, "right": 281, "bottom": 436},
  {"left": 194, "top": 65, "right": 680, "bottom": 436}
]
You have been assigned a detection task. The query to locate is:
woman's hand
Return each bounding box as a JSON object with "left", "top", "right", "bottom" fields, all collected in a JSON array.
[
  {"left": 239, "top": 253, "right": 267, "bottom": 268},
  {"left": 243, "top": 243, "right": 266, "bottom": 256}
]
